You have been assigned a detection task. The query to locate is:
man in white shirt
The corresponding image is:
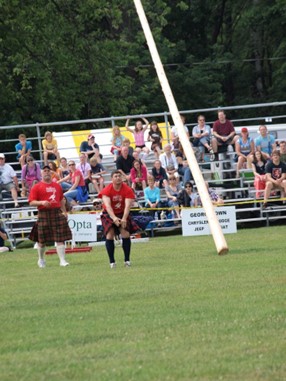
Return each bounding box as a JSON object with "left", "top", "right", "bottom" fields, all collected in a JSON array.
[{"left": 0, "top": 153, "right": 20, "bottom": 207}]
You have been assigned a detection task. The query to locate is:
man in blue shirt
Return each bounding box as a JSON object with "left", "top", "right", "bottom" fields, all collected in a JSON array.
[{"left": 255, "top": 125, "right": 276, "bottom": 160}]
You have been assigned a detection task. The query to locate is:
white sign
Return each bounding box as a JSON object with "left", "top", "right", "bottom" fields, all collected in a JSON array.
[
  {"left": 182, "top": 206, "right": 237, "bottom": 236},
  {"left": 67, "top": 214, "right": 98, "bottom": 242}
]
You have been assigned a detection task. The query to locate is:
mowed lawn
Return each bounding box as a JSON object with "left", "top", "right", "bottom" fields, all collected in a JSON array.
[{"left": 0, "top": 226, "right": 285, "bottom": 381}]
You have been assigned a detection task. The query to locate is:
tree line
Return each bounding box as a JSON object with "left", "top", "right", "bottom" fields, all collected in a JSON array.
[{"left": 0, "top": 0, "right": 285, "bottom": 134}]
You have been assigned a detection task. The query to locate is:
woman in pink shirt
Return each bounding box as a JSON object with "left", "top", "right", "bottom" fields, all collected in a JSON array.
[
  {"left": 125, "top": 117, "right": 150, "bottom": 155},
  {"left": 130, "top": 159, "right": 148, "bottom": 191}
]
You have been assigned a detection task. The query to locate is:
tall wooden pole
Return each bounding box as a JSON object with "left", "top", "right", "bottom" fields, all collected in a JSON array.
[{"left": 133, "top": 0, "right": 228, "bottom": 254}]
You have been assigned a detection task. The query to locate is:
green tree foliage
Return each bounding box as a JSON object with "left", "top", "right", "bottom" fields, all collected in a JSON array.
[{"left": 0, "top": 0, "right": 285, "bottom": 127}]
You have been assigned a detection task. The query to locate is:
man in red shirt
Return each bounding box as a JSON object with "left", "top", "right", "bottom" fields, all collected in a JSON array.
[
  {"left": 211, "top": 110, "right": 238, "bottom": 159},
  {"left": 99, "top": 170, "right": 139, "bottom": 268},
  {"left": 29, "top": 166, "right": 72, "bottom": 268}
]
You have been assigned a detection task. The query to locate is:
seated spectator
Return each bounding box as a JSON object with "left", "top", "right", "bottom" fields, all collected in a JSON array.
[
  {"left": 48, "top": 161, "right": 62, "bottom": 182},
  {"left": 110, "top": 125, "right": 126, "bottom": 162},
  {"left": 64, "top": 161, "right": 89, "bottom": 206},
  {"left": 176, "top": 153, "right": 190, "bottom": 183},
  {"left": 159, "top": 143, "right": 179, "bottom": 178},
  {"left": 132, "top": 149, "right": 147, "bottom": 167},
  {"left": 192, "top": 115, "right": 213, "bottom": 162},
  {"left": 76, "top": 153, "right": 91, "bottom": 189},
  {"left": 21, "top": 156, "right": 41, "bottom": 197},
  {"left": 151, "top": 159, "right": 168, "bottom": 188},
  {"left": 57, "top": 157, "right": 72, "bottom": 191},
  {"left": 116, "top": 146, "right": 135, "bottom": 183},
  {"left": 144, "top": 176, "right": 162, "bottom": 219},
  {"left": 125, "top": 117, "right": 150, "bottom": 155},
  {"left": 15, "top": 133, "right": 32, "bottom": 168},
  {"left": 89, "top": 156, "right": 106, "bottom": 194},
  {"left": 42, "top": 131, "right": 60, "bottom": 166},
  {"left": 171, "top": 114, "right": 189, "bottom": 154},
  {"left": 279, "top": 141, "right": 286, "bottom": 163},
  {"left": 235, "top": 127, "right": 255, "bottom": 178},
  {"left": 0, "top": 153, "right": 20, "bottom": 207},
  {"left": 255, "top": 125, "right": 276, "bottom": 161},
  {"left": 147, "top": 121, "right": 163, "bottom": 159},
  {"left": 263, "top": 150, "right": 286, "bottom": 208},
  {"left": 251, "top": 150, "right": 267, "bottom": 198},
  {"left": 80, "top": 134, "right": 101, "bottom": 161},
  {"left": 122, "top": 138, "right": 134, "bottom": 156},
  {"left": 0, "top": 224, "right": 9, "bottom": 253},
  {"left": 177, "top": 182, "right": 197, "bottom": 208},
  {"left": 165, "top": 176, "right": 182, "bottom": 218},
  {"left": 211, "top": 110, "right": 238, "bottom": 159},
  {"left": 197, "top": 182, "right": 224, "bottom": 206},
  {"left": 130, "top": 159, "right": 148, "bottom": 191}
]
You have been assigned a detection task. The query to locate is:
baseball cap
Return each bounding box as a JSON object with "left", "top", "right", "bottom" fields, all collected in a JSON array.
[
  {"left": 0, "top": 153, "right": 5, "bottom": 158},
  {"left": 241, "top": 127, "right": 248, "bottom": 133},
  {"left": 88, "top": 134, "right": 95, "bottom": 140},
  {"left": 42, "top": 165, "right": 51, "bottom": 170}
]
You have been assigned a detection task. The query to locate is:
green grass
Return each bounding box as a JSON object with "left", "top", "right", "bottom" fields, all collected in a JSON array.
[{"left": 0, "top": 227, "right": 285, "bottom": 381}]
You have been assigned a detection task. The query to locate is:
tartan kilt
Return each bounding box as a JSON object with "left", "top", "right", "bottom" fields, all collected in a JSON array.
[
  {"left": 29, "top": 209, "right": 72, "bottom": 244},
  {"left": 101, "top": 212, "right": 140, "bottom": 237}
]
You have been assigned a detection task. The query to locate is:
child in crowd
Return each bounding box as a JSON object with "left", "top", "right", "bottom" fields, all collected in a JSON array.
[
  {"left": 89, "top": 156, "right": 106, "bottom": 194},
  {"left": 21, "top": 156, "right": 41, "bottom": 197},
  {"left": 130, "top": 159, "right": 148, "bottom": 191},
  {"left": 148, "top": 121, "right": 163, "bottom": 159},
  {"left": 42, "top": 131, "right": 60, "bottom": 166},
  {"left": 125, "top": 117, "right": 150, "bottom": 156},
  {"left": 15, "top": 134, "right": 32, "bottom": 168},
  {"left": 110, "top": 125, "right": 126, "bottom": 161}
]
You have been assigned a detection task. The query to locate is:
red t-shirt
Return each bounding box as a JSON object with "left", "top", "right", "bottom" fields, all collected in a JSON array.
[
  {"left": 99, "top": 182, "right": 135, "bottom": 215},
  {"left": 72, "top": 169, "right": 85, "bottom": 186},
  {"left": 213, "top": 119, "right": 235, "bottom": 136},
  {"left": 29, "top": 181, "right": 64, "bottom": 210}
]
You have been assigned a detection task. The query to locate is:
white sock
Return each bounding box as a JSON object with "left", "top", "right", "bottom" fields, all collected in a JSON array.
[
  {"left": 37, "top": 246, "right": 45, "bottom": 260},
  {"left": 56, "top": 245, "right": 67, "bottom": 263}
]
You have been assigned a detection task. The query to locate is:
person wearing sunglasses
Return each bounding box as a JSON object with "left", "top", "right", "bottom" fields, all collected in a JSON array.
[{"left": 177, "top": 182, "right": 197, "bottom": 208}]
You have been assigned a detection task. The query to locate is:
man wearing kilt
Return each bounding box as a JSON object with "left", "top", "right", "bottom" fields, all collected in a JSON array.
[
  {"left": 98, "top": 170, "right": 139, "bottom": 268},
  {"left": 29, "top": 166, "right": 72, "bottom": 268}
]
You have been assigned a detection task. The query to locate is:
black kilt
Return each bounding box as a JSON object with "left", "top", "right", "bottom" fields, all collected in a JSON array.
[
  {"left": 29, "top": 208, "right": 72, "bottom": 244},
  {"left": 101, "top": 212, "right": 140, "bottom": 237}
]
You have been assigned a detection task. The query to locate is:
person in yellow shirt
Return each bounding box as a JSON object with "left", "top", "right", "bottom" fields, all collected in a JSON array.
[{"left": 42, "top": 131, "right": 60, "bottom": 166}]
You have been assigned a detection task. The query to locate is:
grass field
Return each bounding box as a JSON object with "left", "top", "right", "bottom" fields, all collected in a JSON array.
[{"left": 0, "top": 226, "right": 285, "bottom": 381}]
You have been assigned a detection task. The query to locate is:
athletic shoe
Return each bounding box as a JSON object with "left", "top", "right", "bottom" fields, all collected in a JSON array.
[
  {"left": 110, "top": 263, "right": 116, "bottom": 269},
  {"left": 124, "top": 261, "right": 131, "bottom": 267},
  {"left": 37, "top": 259, "right": 46, "bottom": 268},
  {"left": 60, "top": 260, "right": 69, "bottom": 267}
]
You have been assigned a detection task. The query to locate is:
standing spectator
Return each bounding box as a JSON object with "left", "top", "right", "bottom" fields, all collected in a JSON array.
[
  {"left": 116, "top": 146, "right": 135, "bottom": 182},
  {"left": 144, "top": 176, "right": 162, "bottom": 219},
  {"left": 110, "top": 125, "right": 126, "bottom": 161},
  {"left": 125, "top": 117, "right": 150, "bottom": 155},
  {"left": 159, "top": 144, "right": 179, "bottom": 178},
  {"left": 278, "top": 141, "right": 286, "bottom": 163},
  {"left": 76, "top": 153, "right": 91, "bottom": 189},
  {"left": 171, "top": 115, "right": 190, "bottom": 154},
  {"left": 21, "top": 156, "right": 41, "bottom": 197},
  {"left": 89, "top": 156, "right": 106, "bottom": 194},
  {"left": 254, "top": 125, "right": 276, "bottom": 161},
  {"left": 0, "top": 153, "right": 20, "bottom": 207},
  {"left": 130, "top": 159, "right": 148, "bottom": 191},
  {"left": 42, "top": 131, "right": 60, "bottom": 166},
  {"left": 98, "top": 170, "right": 139, "bottom": 268},
  {"left": 263, "top": 150, "right": 286, "bottom": 208},
  {"left": 211, "top": 110, "right": 238, "bottom": 159},
  {"left": 80, "top": 134, "right": 101, "bottom": 161},
  {"left": 29, "top": 165, "right": 72, "bottom": 268},
  {"left": 15, "top": 133, "right": 32, "bottom": 168},
  {"left": 165, "top": 176, "right": 182, "bottom": 218},
  {"left": 151, "top": 159, "right": 168, "bottom": 188},
  {"left": 0, "top": 224, "right": 9, "bottom": 253},
  {"left": 252, "top": 150, "right": 267, "bottom": 198},
  {"left": 192, "top": 115, "right": 213, "bottom": 162},
  {"left": 147, "top": 121, "right": 163, "bottom": 159},
  {"left": 63, "top": 161, "right": 88, "bottom": 206},
  {"left": 177, "top": 182, "right": 198, "bottom": 208},
  {"left": 235, "top": 127, "right": 255, "bottom": 178}
]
